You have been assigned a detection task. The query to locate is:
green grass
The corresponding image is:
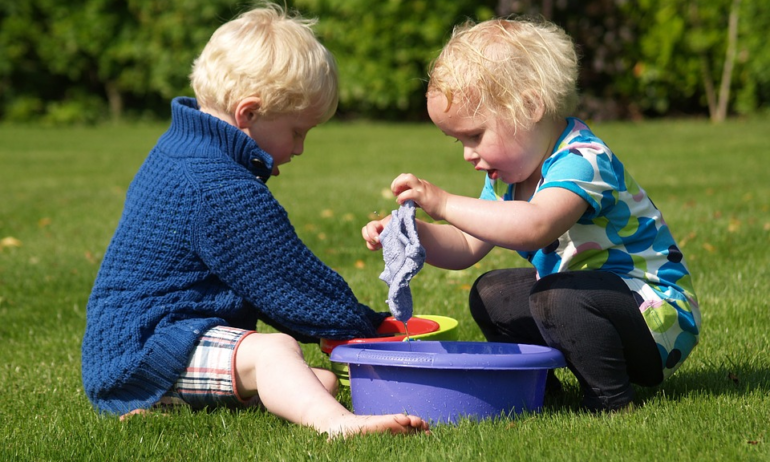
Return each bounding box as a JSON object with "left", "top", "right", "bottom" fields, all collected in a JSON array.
[{"left": 1, "top": 117, "right": 768, "bottom": 461}]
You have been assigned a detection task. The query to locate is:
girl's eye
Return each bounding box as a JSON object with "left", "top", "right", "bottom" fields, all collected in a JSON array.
[
  {"left": 457, "top": 133, "right": 481, "bottom": 143},
  {"left": 451, "top": 133, "right": 481, "bottom": 145}
]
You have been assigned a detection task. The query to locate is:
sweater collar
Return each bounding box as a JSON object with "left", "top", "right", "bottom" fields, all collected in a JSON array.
[{"left": 165, "top": 97, "right": 274, "bottom": 183}]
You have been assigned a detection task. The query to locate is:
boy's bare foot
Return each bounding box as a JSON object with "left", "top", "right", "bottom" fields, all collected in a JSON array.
[
  {"left": 325, "top": 413, "right": 430, "bottom": 439},
  {"left": 119, "top": 408, "right": 151, "bottom": 421}
]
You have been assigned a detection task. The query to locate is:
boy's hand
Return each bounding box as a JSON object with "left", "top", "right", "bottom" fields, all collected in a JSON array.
[
  {"left": 391, "top": 173, "right": 448, "bottom": 221},
  {"left": 362, "top": 215, "right": 391, "bottom": 251}
]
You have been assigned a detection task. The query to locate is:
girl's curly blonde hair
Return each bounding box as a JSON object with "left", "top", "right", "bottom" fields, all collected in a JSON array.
[{"left": 428, "top": 17, "right": 578, "bottom": 130}]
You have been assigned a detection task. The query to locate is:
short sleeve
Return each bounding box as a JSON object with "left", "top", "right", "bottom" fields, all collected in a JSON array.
[
  {"left": 479, "top": 175, "right": 514, "bottom": 201},
  {"left": 538, "top": 146, "right": 623, "bottom": 220}
]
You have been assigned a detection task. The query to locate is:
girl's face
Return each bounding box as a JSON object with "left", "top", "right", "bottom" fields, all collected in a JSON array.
[{"left": 426, "top": 92, "right": 553, "bottom": 186}]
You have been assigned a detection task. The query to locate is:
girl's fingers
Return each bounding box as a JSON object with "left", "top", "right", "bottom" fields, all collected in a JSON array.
[
  {"left": 362, "top": 219, "right": 387, "bottom": 250},
  {"left": 391, "top": 173, "right": 418, "bottom": 195}
]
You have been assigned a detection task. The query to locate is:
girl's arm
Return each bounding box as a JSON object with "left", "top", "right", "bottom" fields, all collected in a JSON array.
[
  {"left": 362, "top": 214, "right": 493, "bottom": 270},
  {"left": 392, "top": 174, "right": 588, "bottom": 252},
  {"left": 440, "top": 187, "right": 588, "bottom": 251},
  {"left": 415, "top": 220, "right": 493, "bottom": 270}
]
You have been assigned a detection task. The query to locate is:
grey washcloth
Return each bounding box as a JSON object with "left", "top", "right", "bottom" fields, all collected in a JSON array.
[{"left": 378, "top": 200, "right": 426, "bottom": 322}]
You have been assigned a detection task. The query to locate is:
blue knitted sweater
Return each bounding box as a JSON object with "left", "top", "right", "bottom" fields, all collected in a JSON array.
[{"left": 81, "top": 97, "right": 386, "bottom": 415}]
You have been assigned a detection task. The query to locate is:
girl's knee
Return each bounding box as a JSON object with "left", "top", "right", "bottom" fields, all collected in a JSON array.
[
  {"left": 528, "top": 290, "right": 571, "bottom": 328},
  {"left": 468, "top": 269, "right": 507, "bottom": 321},
  {"left": 468, "top": 275, "right": 488, "bottom": 322},
  {"left": 529, "top": 272, "right": 591, "bottom": 325}
]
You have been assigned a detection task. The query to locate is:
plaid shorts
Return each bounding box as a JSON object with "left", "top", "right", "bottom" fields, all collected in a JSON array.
[{"left": 160, "top": 325, "right": 259, "bottom": 410}]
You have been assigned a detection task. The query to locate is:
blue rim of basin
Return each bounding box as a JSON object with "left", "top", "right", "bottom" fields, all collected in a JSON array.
[{"left": 329, "top": 341, "right": 566, "bottom": 370}]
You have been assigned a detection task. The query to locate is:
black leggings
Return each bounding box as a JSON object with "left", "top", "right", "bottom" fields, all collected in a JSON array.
[{"left": 469, "top": 268, "right": 663, "bottom": 411}]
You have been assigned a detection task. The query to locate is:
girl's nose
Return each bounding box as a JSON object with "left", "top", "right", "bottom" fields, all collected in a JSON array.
[{"left": 463, "top": 145, "right": 477, "bottom": 163}]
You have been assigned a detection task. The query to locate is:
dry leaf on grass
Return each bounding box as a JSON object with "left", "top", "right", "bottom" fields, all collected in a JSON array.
[{"left": 0, "top": 236, "right": 22, "bottom": 250}]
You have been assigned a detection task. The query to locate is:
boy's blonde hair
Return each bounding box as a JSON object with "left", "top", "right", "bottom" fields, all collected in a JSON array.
[
  {"left": 190, "top": 2, "right": 338, "bottom": 121},
  {"left": 428, "top": 17, "right": 578, "bottom": 131}
]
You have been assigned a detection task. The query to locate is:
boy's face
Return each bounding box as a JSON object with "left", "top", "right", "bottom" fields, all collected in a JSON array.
[
  {"left": 427, "top": 92, "right": 551, "bottom": 186},
  {"left": 244, "top": 111, "right": 319, "bottom": 176}
]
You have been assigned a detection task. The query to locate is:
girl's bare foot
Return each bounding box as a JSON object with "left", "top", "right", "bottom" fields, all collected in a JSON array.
[{"left": 324, "top": 413, "right": 430, "bottom": 439}]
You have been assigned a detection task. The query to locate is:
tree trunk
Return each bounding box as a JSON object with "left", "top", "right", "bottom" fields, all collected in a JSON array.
[
  {"left": 714, "top": 0, "right": 741, "bottom": 123},
  {"left": 700, "top": 56, "right": 717, "bottom": 117},
  {"left": 105, "top": 81, "right": 123, "bottom": 123}
]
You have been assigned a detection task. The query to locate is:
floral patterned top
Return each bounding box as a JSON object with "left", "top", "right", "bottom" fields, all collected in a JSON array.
[{"left": 480, "top": 117, "right": 701, "bottom": 378}]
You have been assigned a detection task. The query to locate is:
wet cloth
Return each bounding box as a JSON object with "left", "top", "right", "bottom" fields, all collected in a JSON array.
[{"left": 379, "top": 200, "right": 425, "bottom": 321}]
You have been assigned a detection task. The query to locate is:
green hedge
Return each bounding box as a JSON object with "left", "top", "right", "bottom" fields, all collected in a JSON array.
[{"left": 0, "top": 0, "right": 767, "bottom": 123}]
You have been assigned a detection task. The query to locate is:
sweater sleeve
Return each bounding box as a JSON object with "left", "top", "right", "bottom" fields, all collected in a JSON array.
[{"left": 193, "top": 176, "right": 385, "bottom": 341}]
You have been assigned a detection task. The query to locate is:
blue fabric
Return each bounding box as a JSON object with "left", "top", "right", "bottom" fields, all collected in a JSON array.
[
  {"left": 378, "top": 200, "right": 425, "bottom": 321},
  {"left": 81, "top": 97, "right": 387, "bottom": 415}
]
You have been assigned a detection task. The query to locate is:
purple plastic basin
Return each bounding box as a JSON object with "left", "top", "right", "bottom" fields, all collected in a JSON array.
[{"left": 330, "top": 341, "right": 566, "bottom": 424}]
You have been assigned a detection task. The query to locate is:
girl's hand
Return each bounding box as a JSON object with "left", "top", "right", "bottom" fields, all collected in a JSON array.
[
  {"left": 391, "top": 173, "right": 448, "bottom": 221},
  {"left": 361, "top": 215, "right": 391, "bottom": 251}
]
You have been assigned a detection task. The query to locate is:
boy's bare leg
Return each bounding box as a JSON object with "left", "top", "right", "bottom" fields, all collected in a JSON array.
[
  {"left": 234, "top": 332, "right": 430, "bottom": 438},
  {"left": 311, "top": 367, "right": 339, "bottom": 397}
]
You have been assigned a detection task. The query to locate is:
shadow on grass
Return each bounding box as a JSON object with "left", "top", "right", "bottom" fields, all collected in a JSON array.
[
  {"left": 539, "top": 356, "right": 770, "bottom": 413},
  {"left": 639, "top": 359, "right": 770, "bottom": 402}
]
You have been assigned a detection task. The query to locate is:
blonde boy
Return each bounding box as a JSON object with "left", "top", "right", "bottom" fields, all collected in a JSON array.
[{"left": 82, "top": 3, "right": 429, "bottom": 437}]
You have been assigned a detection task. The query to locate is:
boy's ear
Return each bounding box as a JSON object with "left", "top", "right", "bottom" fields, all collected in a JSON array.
[{"left": 234, "top": 97, "right": 262, "bottom": 129}]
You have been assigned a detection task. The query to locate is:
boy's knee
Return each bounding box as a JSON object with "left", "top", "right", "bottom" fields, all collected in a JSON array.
[
  {"left": 242, "top": 332, "right": 303, "bottom": 359},
  {"left": 313, "top": 368, "right": 339, "bottom": 396},
  {"left": 267, "top": 332, "right": 303, "bottom": 354}
]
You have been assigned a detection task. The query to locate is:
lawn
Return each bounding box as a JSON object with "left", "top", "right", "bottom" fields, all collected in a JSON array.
[{"left": 0, "top": 117, "right": 768, "bottom": 461}]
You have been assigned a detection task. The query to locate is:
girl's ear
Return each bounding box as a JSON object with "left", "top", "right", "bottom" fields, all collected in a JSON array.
[
  {"left": 234, "top": 97, "right": 262, "bottom": 129},
  {"left": 523, "top": 91, "right": 545, "bottom": 124}
]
